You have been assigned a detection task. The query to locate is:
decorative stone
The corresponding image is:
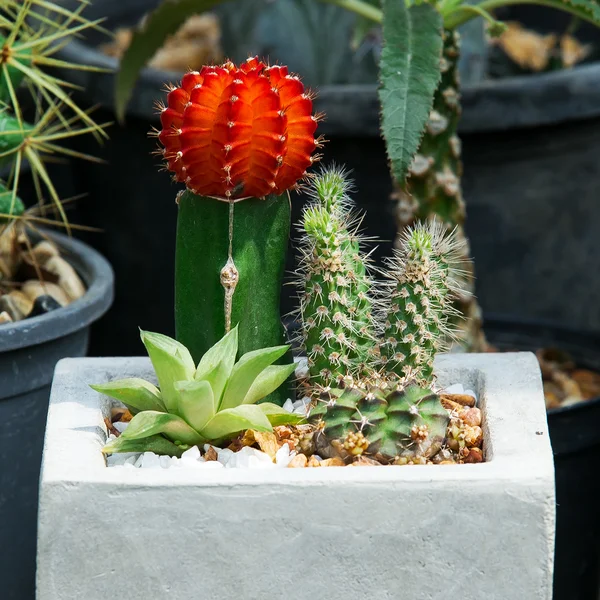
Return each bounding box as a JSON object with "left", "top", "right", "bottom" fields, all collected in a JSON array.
[
  {"left": 0, "top": 290, "right": 33, "bottom": 321},
  {"left": 44, "top": 255, "right": 86, "bottom": 301},
  {"left": 0, "top": 310, "right": 13, "bottom": 323},
  {"left": 26, "top": 294, "right": 62, "bottom": 318},
  {"left": 31, "top": 240, "right": 60, "bottom": 265},
  {"left": 37, "top": 353, "right": 555, "bottom": 600},
  {"left": 21, "top": 279, "right": 70, "bottom": 306}
]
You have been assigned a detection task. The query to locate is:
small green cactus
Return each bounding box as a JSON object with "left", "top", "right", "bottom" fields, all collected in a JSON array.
[
  {"left": 313, "top": 384, "right": 449, "bottom": 462},
  {"left": 296, "top": 167, "right": 377, "bottom": 391},
  {"left": 92, "top": 326, "right": 304, "bottom": 456},
  {"left": 379, "top": 220, "right": 466, "bottom": 387}
]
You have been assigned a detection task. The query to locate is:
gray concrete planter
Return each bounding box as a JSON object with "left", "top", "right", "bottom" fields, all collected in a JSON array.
[
  {"left": 38, "top": 352, "right": 554, "bottom": 600},
  {"left": 0, "top": 231, "right": 113, "bottom": 600}
]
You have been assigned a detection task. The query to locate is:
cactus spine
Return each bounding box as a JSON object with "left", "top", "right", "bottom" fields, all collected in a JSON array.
[
  {"left": 379, "top": 221, "right": 464, "bottom": 387},
  {"left": 297, "top": 168, "right": 377, "bottom": 391},
  {"left": 392, "top": 29, "right": 484, "bottom": 351}
]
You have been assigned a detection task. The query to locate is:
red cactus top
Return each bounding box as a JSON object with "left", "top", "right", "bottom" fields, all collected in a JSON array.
[{"left": 158, "top": 57, "right": 318, "bottom": 201}]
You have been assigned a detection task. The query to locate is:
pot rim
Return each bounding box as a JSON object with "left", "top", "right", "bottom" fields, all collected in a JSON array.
[{"left": 0, "top": 230, "right": 114, "bottom": 352}]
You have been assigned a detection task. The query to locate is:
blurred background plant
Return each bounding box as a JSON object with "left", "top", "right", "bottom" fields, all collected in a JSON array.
[{"left": 0, "top": 0, "right": 110, "bottom": 323}]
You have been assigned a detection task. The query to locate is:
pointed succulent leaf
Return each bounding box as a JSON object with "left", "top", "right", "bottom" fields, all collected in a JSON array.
[
  {"left": 102, "top": 434, "right": 185, "bottom": 457},
  {"left": 219, "top": 345, "right": 290, "bottom": 410},
  {"left": 379, "top": 0, "right": 443, "bottom": 184},
  {"left": 195, "top": 325, "right": 238, "bottom": 380},
  {"left": 242, "top": 363, "right": 296, "bottom": 405},
  {"left": 258, "top": 402, "right": 307, "bottom": 426},
  {"left": 174, "top": 379, "right": 215, "bottom": 433},
  {"left": 194, "top": 326, "right": 239, "bottom": 403},
  {"left": 198, "top": 360, "right": 229, "bottom": 408},
  {"left": 90, "top": 378, "right": 165, "bottom": 414},
  {"left": 200, "top": 405, "right": 272, "bottom": 441},
  {"left": 120, "top": 410, "right": 203, "bottom": 445},
  {"left": 140, "top": 330, "right": 195, "bottom": 414}
]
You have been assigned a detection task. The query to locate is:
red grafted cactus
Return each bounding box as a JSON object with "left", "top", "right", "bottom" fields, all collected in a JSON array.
[{"left": 159, "top": 57, "right": 319, "bottom": 200}]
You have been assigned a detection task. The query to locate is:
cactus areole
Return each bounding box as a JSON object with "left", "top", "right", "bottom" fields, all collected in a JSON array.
[{"left": 158, "top": 58, "right": 318, "bottom": 404}]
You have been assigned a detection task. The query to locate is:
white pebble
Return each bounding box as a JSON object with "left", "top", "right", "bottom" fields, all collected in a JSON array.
[
  {"left": 105, "top": 452, "right": 138, "bottom": 467},
  {"left": 292, "top": 397, "right": 311, "bottom": 416},
  {"left": 182, "top": 446, "right": 201, "bottom": 460},
  {"left": 282, "top": 399, "right": 294, "bottom": 413},
  {"left": 217, "top": 447, "right": 234, "bottom": 466},
  {"left": 275, "top": 443, "right": 295, "bottom": 467},
  {"left": 159, "top": 455, "right": 172, "bottom": 469},
  {"left": 294, "top": 357, "right": 309, "bottom": 379},
  {"left": 227, "top": 446, "right": 274, "bottom": 469},
  {"left": 444, "top": 383, "right": 465, "bottom": 395},
  {"left": 113, "top": 421, "right": 129, "bottom": 433},
  {"left": 141, "top": 452, "right": 162, "bottom": 469}
]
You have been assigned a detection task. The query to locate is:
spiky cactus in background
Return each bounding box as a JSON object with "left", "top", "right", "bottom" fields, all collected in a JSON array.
[
  {"left": 321, "top": 0, "right": 600, "bottom": 352},
  {"left": 0, "top": 0, "right": 108, "bottom": 222},
  {"left": 379, "top": 221, "right": 465, "bottom": 386},
  {"left": 296, "top": 167, "right": 377, "bottom": 391},
  {"left": 0, "top": 1, "right": 109, "bottom": 324},
  {"left": 157, "top": 58, "right": 318, "bottom": 405}
]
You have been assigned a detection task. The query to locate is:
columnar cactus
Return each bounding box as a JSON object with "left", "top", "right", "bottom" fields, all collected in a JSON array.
[
  {"left": 379, "top": 220, "right": 465, "bottom": 387},
  {"left": 158, "top": 58, "right": 318, "bottom": 404},
  {"left": 313, "top": 384, "right": 449, "bottom": 462},
  {"left": 391, "top": 30, "right": 483, "bottom": 351},
  {"left": 304, "top": 217, "right": 466, "bottom": 462},
  {"left": 296, "top": 167, "right": 377, "bottom": 391}
]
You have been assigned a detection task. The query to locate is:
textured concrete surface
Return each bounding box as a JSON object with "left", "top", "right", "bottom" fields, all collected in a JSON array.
[{"left": 37, "top": 353, "right": 555, "bottom": 600}]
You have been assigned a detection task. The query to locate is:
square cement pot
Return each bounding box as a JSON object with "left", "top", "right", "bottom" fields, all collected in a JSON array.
[{"left": 37, "top": 352, "right": 555, "bottom": 600}]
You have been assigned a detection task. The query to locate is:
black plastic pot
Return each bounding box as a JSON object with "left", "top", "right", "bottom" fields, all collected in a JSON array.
[
  {"left": 484, "top": 315, "right": 600, "bottom": 600},
  {"left": 49, "top": 0, "right": 600, "bottom": 356},
  {"left": 0, "top": 232, "right": 113, "bottom": 600}
]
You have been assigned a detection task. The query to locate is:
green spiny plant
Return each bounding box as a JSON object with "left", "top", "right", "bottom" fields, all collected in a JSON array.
[
  {"left": 321, "top": 0, "right": 600, "bottom": 351},
  {"left": 312, "top": 384, "right": 449, "bottom": 462},
  {"left": 379, "top": 220, "right": 466, "bottom": 386},
  {"left": 0, "top": 0, "right": 109, "bottom": 227},
  {"left": 92, "top": 326, "right": 304, "bottom": 456},
  {"left": 298, "top": 170, "right": 468, "bottom": 461},
  {"left": 295, "top": 166, "right": 378, "bottom": 391}
]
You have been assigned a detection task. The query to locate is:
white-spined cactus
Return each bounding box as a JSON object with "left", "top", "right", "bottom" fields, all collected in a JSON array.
[{"left": 295, "top": 166, "right": 378, "bottom": 392}]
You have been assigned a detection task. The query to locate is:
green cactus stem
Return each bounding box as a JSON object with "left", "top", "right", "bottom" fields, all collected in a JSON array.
[
  {"left": 392, "top": 29, "right": 484, "bottom": 351},
  {"left": 297, "top": 168, "right": 377, "bottom": 391},
  {"left": 0, "top": 113, "right": 33, "bottom": 167},
  {"left": 0, "top": 181, "right": 24, "bottom": 219},
  {"left": 379, "top": 221, "right": 465, "bottom": 387},
  {"left": 175, "top": 191, "right": 291, "bottom": 405},
  {"left": 313, "top": 384, "right": 449, "bottom": 461}
]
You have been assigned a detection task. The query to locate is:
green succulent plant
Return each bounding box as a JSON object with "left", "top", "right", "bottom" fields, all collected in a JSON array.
[
  {"left": 92, "top": 326, "right": 303, "bottom": 457},
  {"left": 312, "top": 383, "right": 449, "bottom": 462}
]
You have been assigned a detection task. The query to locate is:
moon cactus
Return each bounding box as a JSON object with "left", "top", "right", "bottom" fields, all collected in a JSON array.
[{"left": 157, "top": 58, "right": 319, "bottom": 406}]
